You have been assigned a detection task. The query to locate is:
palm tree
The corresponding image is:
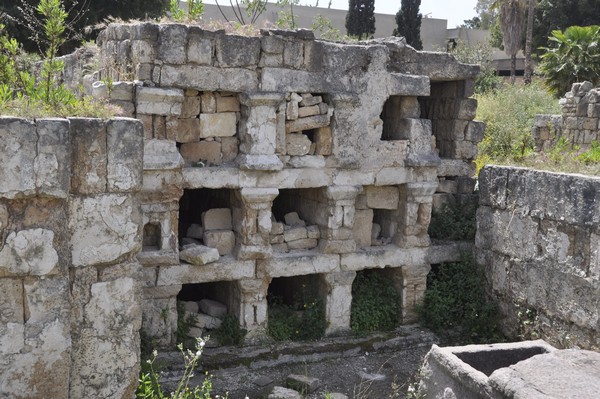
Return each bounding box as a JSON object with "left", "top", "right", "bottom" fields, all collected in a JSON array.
[
  {"left": 493, "top": 0, "right": 528, "bottom": 84},
  {"left": 524, "top": 0, "right": 535, "bottom": 84}
]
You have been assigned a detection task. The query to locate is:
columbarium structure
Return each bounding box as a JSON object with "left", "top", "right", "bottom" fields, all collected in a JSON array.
[{"left": 90, "top": 23, "right": 483, "bottom": 345}]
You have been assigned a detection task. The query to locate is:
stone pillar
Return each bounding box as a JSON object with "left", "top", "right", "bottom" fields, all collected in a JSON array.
[
  {"left": 141, "top": 285, "right": 181, "bottom": 347},
  {"left": 236, "top": 278, "right": 270, "bottom": 340},
  {"left": 395, "top": 182, "right": 438, "bottom": 248},
  {"left": 400, "top": 264, "right": 431, "bottom": 324},
  {"left": 237, "top": 92, "right": 285, "bottom": 170},
  {"left": 236, "top": 188, "right": 279, "bottom": 260},
  {"left": 329, "top": 93, "right": 360, "bottom": 168},
  {"left": 321, "top": 271, "right": 356, "bottom": 335},
  {"left": 319, "top": 186, "right": 361, "bottom": 254}
]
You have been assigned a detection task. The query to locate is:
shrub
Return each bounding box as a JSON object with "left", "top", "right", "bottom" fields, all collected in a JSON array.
[
  {"left": 350, "top": 270, "right": 401, "bottom": 334},
  {"left": 428, "top": 198, "right": 478, "bottom": 241},
  {"left": 420, "top": 255, "right": 504, "bottom": 344},
  {"left": 267, "top": 285, "right": 326, "bottom": 341},
  {"left": 213, "top": 314, "right": 247, "bottom": 346},
  {"left": 476, "top": 81, "right": 560, "bottom": 162},
  {"left": 539, "top": 25, "right": 600, "bottom": 97},
  {"left": 449, "top": 39, "right": 502, "bottom": 94}
]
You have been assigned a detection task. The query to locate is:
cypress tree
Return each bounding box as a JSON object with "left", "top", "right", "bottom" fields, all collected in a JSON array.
[
  {"left": 393, "top": 0, "right": 423, "bottom": 50},
  {"left": 345, "top": 0, "right": 376, "bottom": 40}
]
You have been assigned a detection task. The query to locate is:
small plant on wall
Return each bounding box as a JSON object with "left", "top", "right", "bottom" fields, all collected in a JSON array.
[{"left": 350, "top": 270, "right": 401, "bottom": 334}]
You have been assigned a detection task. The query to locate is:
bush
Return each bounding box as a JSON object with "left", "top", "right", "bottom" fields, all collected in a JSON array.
[
  {"left": 449, "top": 39, "right": 502, "bottom": 94},
  {"left": 267, "top": 286, "right": 326, "bottom": 341},
  {"left": 350, "top": 270, "right": 401, "bottom": 334},
  {"left": 420, "top": 255, "right": 503, "bottom": 344},
  {"left": 539, "top": 25, "right": 600, "bottom": 97},
  {"left": 428, "top": 198, "right": 478, "bottom": 241},
  {"left": 213, "top": 314, "right": 247, "bottom": 346},
  {"left": 476, "top": 81, "right": 560, "bottom": 162}
]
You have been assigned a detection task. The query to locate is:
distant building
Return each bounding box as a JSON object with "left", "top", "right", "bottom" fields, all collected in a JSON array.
[{"left": 195, "top": 2, "right": 523, "bottom": 75}]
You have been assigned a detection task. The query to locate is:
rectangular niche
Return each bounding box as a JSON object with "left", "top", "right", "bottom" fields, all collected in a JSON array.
[
  {"left": 177, "top": 281, "right": 239, "bottom": 340},
  {"left": 351, "top": 268, "right": 403, "bottom": 331},
  {"left": 380, "top": 95, "right": 421, "bottom": 141},
  {"left": 270, "top": 188, "right": 323, "bottom": 252},
  {"left": 178, "top": 188, "right": 239, "bottom": 257},
  {"left": 281, "top": 92, "right": 332, "bottom": 156},
  {"left": 175, "top": 91, "right": 241, "bottom": 167},
  {"left": 353, "top": 186, "right": 400, "bottom": 248}
]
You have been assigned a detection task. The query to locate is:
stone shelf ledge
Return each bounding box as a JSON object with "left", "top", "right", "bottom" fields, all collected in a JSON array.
[{"left": 156, "top": 256, "right": 255, "bottom": 285}]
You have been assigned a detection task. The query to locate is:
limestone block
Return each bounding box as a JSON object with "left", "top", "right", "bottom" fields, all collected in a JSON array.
[
  {"left": 299, "top": 94, "right": 322, "bottom": 107},
  {"left": 437, "top": 180, "right": 458, "bottom": 194},
  {"left": 168, "top": 118, "right": 201, "bottom": 143},
  {"left": 216, "top": 94, "right": 241, "bottom": 112},
  {"left": 257, "top": 253, "right": 340, "bottom": 278},
  {"left": 287, "top": 155, "right": 326, "bottom": 168},
  {"left": 35, "top": 118, "right": 70, "bottom": 198},
  {"left": 216, "top": 35, "right": 260, "bottom": 67},
  {"left": 271, "top": 222, "right": 285, "bottom": 235},
  {"left": 181, "top": 96, "right": 201, "bottom": 118},
  {"left": 70, "top": 277, "right": 141, "bottom": 399},
  {"left": 158, "top": 24, "right": 187, "bottom": 64},
  {"left": 131, "top": 39, "right": 154, "bottom": 64},
  {"left": 258, "top": 209, "right": 273, "bottom": 235},
  {"left": 200, "top": 113, "right": 237, "bottom": 138},
  {"left": 260, "top": 52, "right": 284, "bottom": 67},
  {"left": 261, "top": 35, "right": 284, "bottom": 53},
  {"left": 202, "top": 208, "right": 233, "bottom": 230},
  {"left": 298, "top": 104, "right": 320, "bottom": 118},
  {"left": 143, "top": 139, "right": 184, "bottom": 170},
  {"left": 107, "top": 118, "right": 144, "bottom": 192},
  {"left": 286, "top": 133, "right": 312, "bottom": 156},
  {"left": 286, "top": 101, "right": 299, "bottom": 120},
  {"left": 365, "top": 186, "right": 399, "bottom": 210},
  {"left": 160, "top": 64, "right": 259, "bottom": 92},
  {"left": 283, "top": 40, "right": 304, "bottom": 69},
  {"left": 284, "top": 212, "right": 306, "bottom": 226},
  {"left": 138, "top": 114, "right": 152, "bottom": 139},
  {"left": 0, "top": 229, "right": 59, "bottom": 276},
  {"left": 70, "top": 118, "right": 107, "bottom": 195},
  {"left": 269, "top": 386, "right": 302, "bottom": 399},
  {"left": 199, "top": 299, "right": 227, "bottom": 318},
  {"left": 181, "top": 301, "right": 199, "bottom": 313},
  {"left": 285, "top": 114, "right": 329, "bottom": 133},
  {"left": 314, "top": 126, "right": 332, "bottom": 155},
  {"left": 137, "top": 89, "right": 183, "bottom": 118},
  {"left": 307, "top": 225, "right": 320, "bottom": 239},
  {"left": 187, "top": 36, "right": 212, "bottom": 65},
  {"left": 465, "top": 121, "right": 485, "bottom": 142},
  {"left": 69, "top": 194, "right": 140, "bottom": 267},
  {"left": 200, "top": 92, "right": 217, "bottom": 113},
  {"left": 180, "top": 141, "right": 222, "bottom": 165},
  {"left": 287, "top": 238, "right": 318, "bottom": 250},
  {"left": 457, "top": 98, "right": 478, "bottom": 120},
  {"left": 109, "top": 82, "right": 135, "bottom": 101},
  {"left": 0, "top": 279, "right": 23, "bottom": 325},
  {"left": 271, "top": 235, "right": 285, "bottom": 244},
  {"left": 186, "top": 224, "right": 204, "bottom": 239},
  {"left": 91, "top": 81, "right": 109, "bottom": 98},
  {"left": 203, "top": 230, "right": 235, "bottom": 255},
  {"left": 271, "top": 243, "right": 289, "bottom": 252},
  {"left": 284, "top": 226, "right": 308, "bottom": 242},
  {"left": 192, "top": 313, "right": 222, "bottom": 330},
  {"left": 220, "top": 136, "right": 239, "bottom": 162},
  {"left": 238, "top": 154, "right": 284, "bottom": 171},
  {"left": 180, "top": 244, "right": 220, "bottom": 265}
]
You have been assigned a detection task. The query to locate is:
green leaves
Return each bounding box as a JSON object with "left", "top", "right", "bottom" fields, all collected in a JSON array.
[
  {"left": 539, "top": 25, "right": 600, "bottom": 96},
  {"left": 350, "top": 271, "right": 401, "bottom": 334}
]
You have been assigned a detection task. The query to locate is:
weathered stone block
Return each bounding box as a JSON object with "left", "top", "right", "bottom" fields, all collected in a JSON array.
[
  {"left": 284, "top": 226, "right": 308, "bottom": 242},
  {"left": 216, "top": 94, "right": 241, "bottom": 112},
  {"left": 200, "top": 113, "right": 237, "bottom": 138},
  {"left": 136, "top": 87, "right": 184, "bottom": 116},
  {"left": 199, "top": 299, "right": 227, "bottom": 318},
  {"left": 158, "top": 24, "right": 187, "bottom": 64},
  {"left": 202, "top": 208, "right": 233, "bottom": 230},
  {"left": 168, "top": 118, "right": 201, "bottom": 143},
  {"left": 221, "top": 136, "right": 239, "bottom": 162},
  {"left": 286, "top": 374, "right": 320, "bottom": 394},
  {"left": 35, "top": 118, "right": 70, "bottom": 198},
  {"left": 286, "top": 133, "right": 312, "bottom": 156},
  {"left": 307, "top": 225, "right": 320, "bottom": 239},
  {"left": 180, "top": 141, "right": 222, "bottom": 165},
  {"left": 314, "top": 126, "right": 332, "bottom": 155},
  {"left": 365, "top": 186, "right": 399, "bottom": 210},
  {"left": 187, "top": 36, "right": 212, "bottom": 65},
  {"left": 107, "top": 118, "right": 144, "bottom": 192},
  {"left": 298, "top": 104, "right": 320, "bottom": 118},
  {"left": 181, "top": 96, "right": 201, "bottom": 118},
  {"left": 284, "top": 212, "right": 306, "bottom": 226},
  {"left": 203, "top": 229, "right": 235, "bottom": 255},
  {"left": 271, "top": 222, "right": 285, "bottom": 235},
  {"left": 216, "top": 35, "right": 260, "bottom": 67},
  {"left": 0, "top": 228, "right": 59, "bottom": 276},
  {"left": 287, "top": 101, "right": 299, "bottom": 120},
  {"left": 287, "top": 238, "right": 318, "bottom": 250},
  {"left": 286, "top": 114, "right": 329, "bottom": 133},
  {"left": 180, "top": 244, "right": 220, "bottom": 265},
  {"left": 70, "top": 118, "right": 107, "bottom": 195}
]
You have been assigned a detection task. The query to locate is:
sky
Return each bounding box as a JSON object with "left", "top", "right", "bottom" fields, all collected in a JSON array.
[{"left": 297, "top": 0, "right": 480, "bottom": 28}]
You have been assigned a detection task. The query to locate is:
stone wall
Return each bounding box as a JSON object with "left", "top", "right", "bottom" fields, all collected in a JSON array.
[
  {"left": 476, "top": 165, "right": 600, "bottom": 350},
  {"left": 0, "top": 117, "right": 143, "bottom": 398},
  {"left": 533, "top": 81, "right": 600, "bottom": 151},
  {"left": 85, "top": 22, "right": 483, "bottom": 346}
]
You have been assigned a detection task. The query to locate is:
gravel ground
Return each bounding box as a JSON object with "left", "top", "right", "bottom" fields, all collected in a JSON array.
[{"left": 158, "top": 325, "right": 437, "bottom": 399}]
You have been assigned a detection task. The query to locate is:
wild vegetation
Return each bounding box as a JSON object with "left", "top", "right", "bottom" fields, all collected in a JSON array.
[
  {"left": 393, "top": 0, "right": 422, "bottom": 49},
  {"left": 350, "top": 270, "right": 401, "bottom": 334},
  {"left": 267, "top": 285, "right": 326, "bottom": 341}
]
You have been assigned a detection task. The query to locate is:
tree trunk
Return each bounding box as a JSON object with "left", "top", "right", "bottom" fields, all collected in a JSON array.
[
  {"left": 511, "top": 54, "right": 516, "bottom": 84},
  {"left": 524, "top": 0, "right": 535, "bottom": 84}
]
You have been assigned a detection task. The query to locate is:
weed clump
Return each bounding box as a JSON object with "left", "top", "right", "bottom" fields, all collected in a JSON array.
[
  {"left": 350, "top": 270, "right": 401, "bottom": 334},
  {"left": 267, "top": 285, "right": 326, "bottom": 341},
  {"left": 428, "top": 198, "right": 478, "bottom": 242}
]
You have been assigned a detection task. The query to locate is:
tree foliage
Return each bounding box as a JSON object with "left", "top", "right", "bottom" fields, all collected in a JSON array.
[
  {"left": 0, "top": 0, "right": 169, "bottom": 54},
  {"left": 538, "top": 25, "right": 600, "bottom": 96},
  {"left": 345, "top": 0, "right": 375, "bottom": 40},
  {"left": 494, "top": 0, "right": 527, "bottom": 83},
  {"left": 393, "top": 0, "right": 422, "bottom": 50}
]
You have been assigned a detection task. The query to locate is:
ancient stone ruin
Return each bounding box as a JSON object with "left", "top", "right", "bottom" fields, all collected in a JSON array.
[{"left": 0, "top": 23, "right": 484, "bottom": 397}]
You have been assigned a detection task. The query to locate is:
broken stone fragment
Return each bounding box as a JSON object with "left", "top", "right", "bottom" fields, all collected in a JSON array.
[
  {"left": 186, "top": 224, "right": 204, "bottom": 239},
  {"left": 179, "top": 244, "right": 220, "bottom": 265},
  {"left": 297, "top": 104, "right": 320, "bottom": 118},
  {"left": 181, "top": 301, "right": 199, "bottom": 313},
  {"left": 287, "top": 238, "right": 318, "bottom": 250},
  {"left": 286, "top": 374, "right": 320, "bottom": 394},
  {"left": 202, "top": 208, "right": 233, "bottom": 230},
  {"left": 271, "top": 221, "right": 285, "bottom": 235},
  {"left": 286, "top": 101, "right": 299, "bottom": 120},
  {"left": 203, "top": 229, "right": 235, "bottom": 256},
  {"left": 284, "top": 226, "right": 308, "bottom": 242},
  {"left": 306, "top": 225, "right": 320, "bottom": 239},
  {"left": 371, "top": 223, "right": 381, "bottom": 241},
  {"left": 268, "top": 386, "right": 302, "bottom": 399},
  {"left": 284, "top": 212, "right": 306, "bottom": 227},
  {"left": 198, "top": 299, "right": 227, "bottom": 318},
  {"left": 285, "top": 114, "right": 329, "bottom": 134},
  {"left": 194, "top": 312, "right": 222, "bottom": 329},
  {"left": 285, "top": 133, "right": 312, "bottom": 156},
  {"left": 299, "top": 95, "right": 322, "bottom": 107}
]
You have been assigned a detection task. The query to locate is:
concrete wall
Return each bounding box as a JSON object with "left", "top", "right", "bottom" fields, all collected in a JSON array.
[
  {"left": 0, "top": 117, "right": 143, "bottom": 398},
  {"left": 477, "top": 165, "right": 600, "bottom": 350}
]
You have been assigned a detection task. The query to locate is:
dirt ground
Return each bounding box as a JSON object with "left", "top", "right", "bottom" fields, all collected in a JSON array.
[{"left": 158, "top": 325, "right": 437, "bottom": 399}]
